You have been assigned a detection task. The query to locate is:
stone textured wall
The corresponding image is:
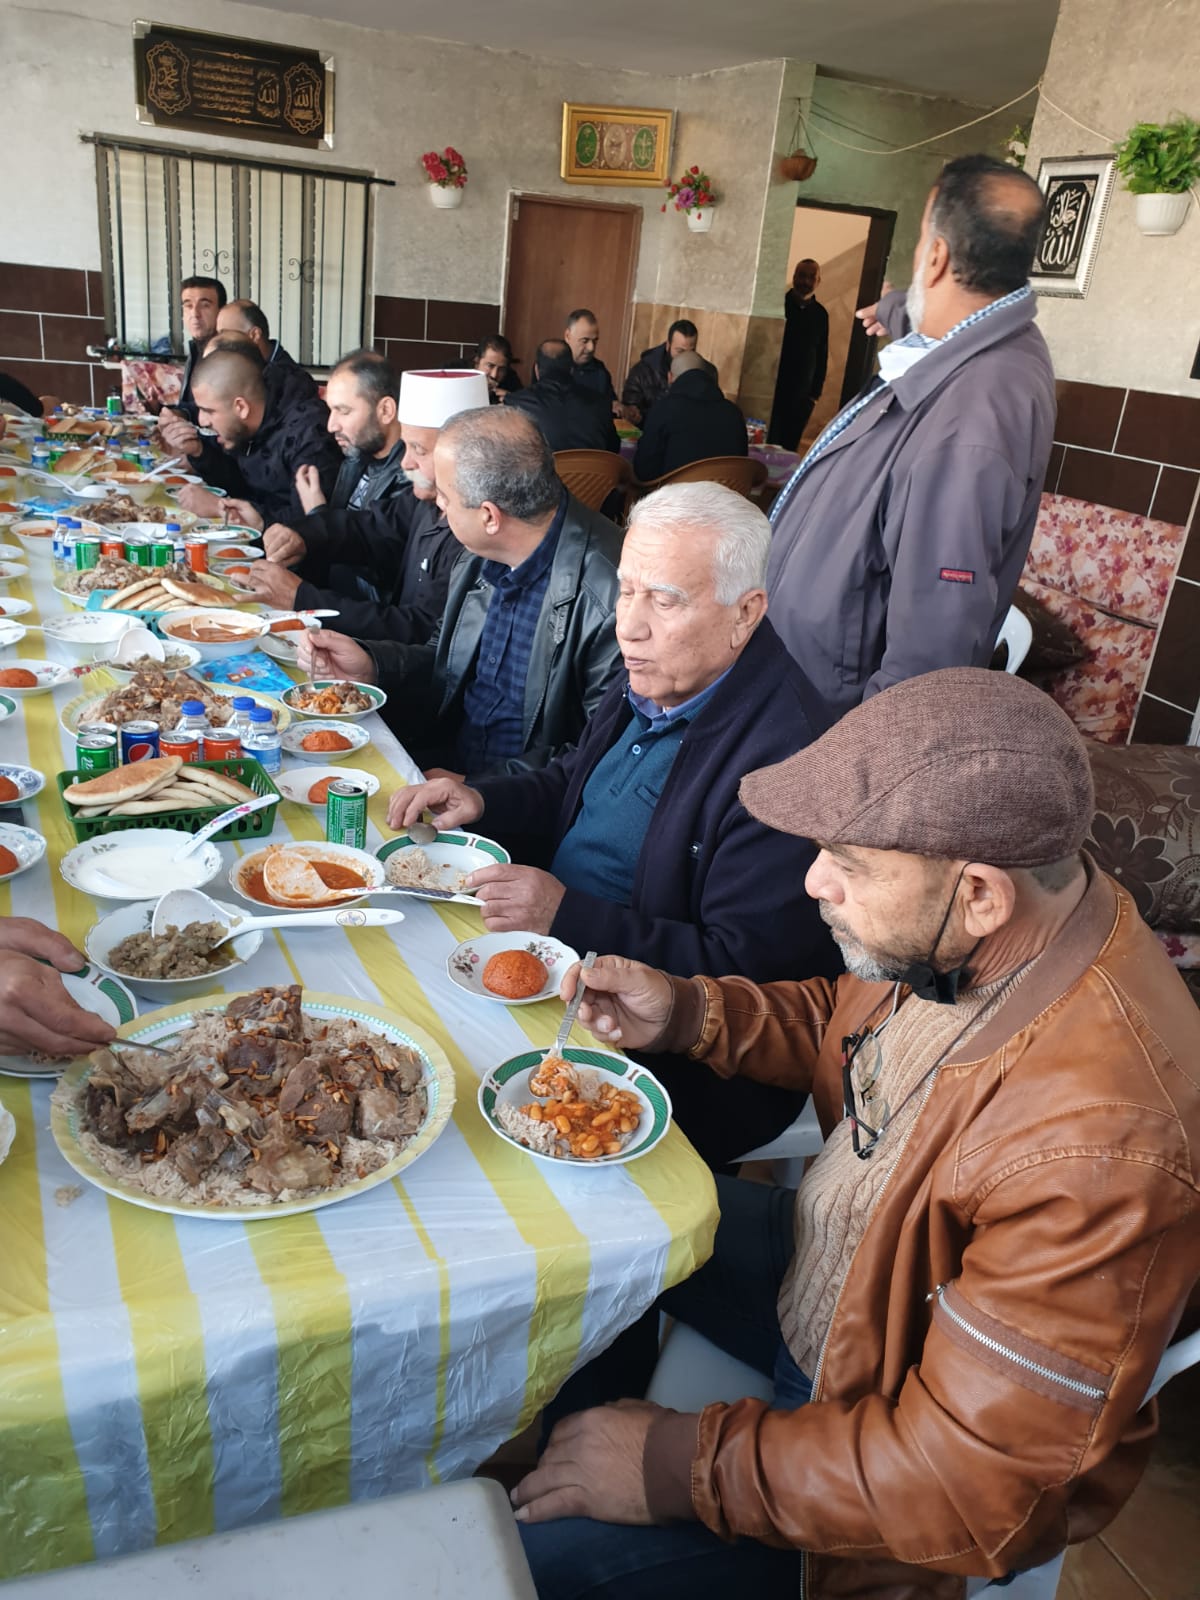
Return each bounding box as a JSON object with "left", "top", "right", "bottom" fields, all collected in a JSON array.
[{"left": 1025, "top": 0, "right": 1200, "bottom": 398}]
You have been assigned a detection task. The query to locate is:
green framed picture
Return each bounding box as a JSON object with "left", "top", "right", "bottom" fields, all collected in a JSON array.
[{"left": 561, "top": 103, "right": 674, "bottom": 187}]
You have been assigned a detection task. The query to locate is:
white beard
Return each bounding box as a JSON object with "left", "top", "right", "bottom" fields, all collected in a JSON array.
[{"left": 905, "top": 236, "right": 933, "bottom": 333}]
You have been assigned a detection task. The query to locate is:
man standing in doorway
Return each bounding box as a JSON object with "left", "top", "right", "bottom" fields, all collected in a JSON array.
[{"left": 768, "top": 258, "right": 828, "bottom": 451}]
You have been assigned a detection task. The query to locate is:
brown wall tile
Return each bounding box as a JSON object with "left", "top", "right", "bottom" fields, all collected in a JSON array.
[
  {"left": 1151, "top": 467, "right": 1199, "bottom": 527},
  {"left": 0, "top": 310, "right": 42, "bottom": 360},
  {"left": 1, "top": 358, "right": 94, "bottom": 407},
  {"left": 425, "top": 300, "right": 501, "bottom": 345},
  {"left": 373, "top": 295, "right": 425, "bottom": 340},
  {"left": 1145, "top": 578, "right": 1200, "bottom": 708},
  {"left": 41, "top": 315, "right": 106, "bottom": 363},
  {"left": 1054, "top": 380, "right": 1124, "bottom": 452},
  {"left": 379, "top": 339, "right": 465, "bottom": 369},
  {"left": 1055, "top": 447, "right": 1158, "bottom": 517},
  {"left": 1130, "top": 694, "right": 1194, "bottom": 744},
  {"left": 1117, "top": 390, "right": 1200, "bottom": 471},
  {"left": 86, "top": 271, "right": 105, "bottom": 320},
  {"left": 1043, "top": 441, "right": 1065, "bottom": 494},
  {"left": 0, "top": 262, "right": 88, "bottom": 317}
]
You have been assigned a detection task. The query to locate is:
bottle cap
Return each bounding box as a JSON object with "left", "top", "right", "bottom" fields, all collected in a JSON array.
[
  {"left": 165, "top": 522, "right": 181, "bottom": 534},
  {"left": 249, "top": 707, "right": 274, "bottom": 722},
  {"left": 181, "top": 699, "right": 205, "bottom": 715},
  {"left": 231, "top": 697, "right": 255, "bottom": 710}
]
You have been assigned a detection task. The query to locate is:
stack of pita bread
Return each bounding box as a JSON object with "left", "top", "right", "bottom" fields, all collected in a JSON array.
[
  {"left": 100, "top": 574, "right": 238, "bottom": 613},
  {"left": 63, "top": 756, "right": 258, "bottom": 819}
]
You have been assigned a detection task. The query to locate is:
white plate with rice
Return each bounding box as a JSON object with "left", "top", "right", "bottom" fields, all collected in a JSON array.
[
  {"left": 377, "top": 830, "right": 510, "bottom": 903},
  {"left": 478, "top": 1046, "right": 672, "bottom": 1167}
]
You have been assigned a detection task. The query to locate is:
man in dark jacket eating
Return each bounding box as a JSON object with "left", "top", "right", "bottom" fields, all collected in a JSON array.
[{"left": 388, "top": 482, "right": 837, "bottom": 1163}]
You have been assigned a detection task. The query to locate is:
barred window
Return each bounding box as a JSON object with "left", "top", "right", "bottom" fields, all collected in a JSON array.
[{"left": 92, "top": 134, "right": 375, "bottom": 367}]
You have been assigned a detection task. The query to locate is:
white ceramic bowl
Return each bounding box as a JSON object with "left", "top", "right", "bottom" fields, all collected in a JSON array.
[
  {"left": 13, "top": 519, "right": 56, "bottom": 557},
  {"left": 60, "top": 829, "right": 225, "bottom": 903},
  {"left": 91, "top": 640, "right": 203, "bottom": 680},
  {"left": 274, "top": 767, "right": 382, "bottom": 808},
  {"left": 229, "top": 841, "right": 386, "bottom": 910},
  {"left": 85, "top": 897, "right": 264, "bottom": 1002},
  {"left": 0, "top": 659, "right": 73, "bottom": 696},
  {"left": 159, "top": 607, "right": 269, "bottom": 662},
  {"left": 0, "top": 597, "right": 33, "bottom": 618},
  {"left": 0, "top": 764, "right": 45, "bottom": 803},
  {"left": 446, "top": 932, "right": 580, "bottom": 1006},
  {"left": 0, "top": 558, "right": 28, "bottom": 586},
  {"left": 478, "top": 1047, "right": 673, "bottom": 1167},
  {"left": 279, "top": 720, "right": 371, "bottom": 762},
  {"left": 0, "top": 823, "right": 47, "bottom": 881},
  {"left": 41, "top": 612, "right": 132, "bottom": 662},
  {"left": 280, "top": 681, "right": 388, "bottom": 721}
]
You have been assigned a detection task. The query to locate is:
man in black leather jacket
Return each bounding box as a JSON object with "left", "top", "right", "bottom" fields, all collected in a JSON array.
[
  {"left": 507, "top": 341, "right": 619, "bottom": 453},
  {"left": 297, "top": 406, "right": 623, "bottom": 779}
]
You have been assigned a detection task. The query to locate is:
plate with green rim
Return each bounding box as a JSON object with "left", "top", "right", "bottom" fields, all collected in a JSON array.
[
  {"left": 377, "top": 829, "right": 510, "bottom": 903},
  {"left": 0, "top": 693, "right": 16, "bottom": 721},
  {"left": 479, "top": 1046, "right": 672, "bottom": 1167},
  {"left": 48, "top": 991, "right": 456, "bottom": 1216},
  {"left": 0, "top": 962, "right": 137, "bottom": 1079}
]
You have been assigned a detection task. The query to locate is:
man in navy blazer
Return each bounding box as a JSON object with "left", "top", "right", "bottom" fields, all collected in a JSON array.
[{"left": 388, "top": 483, "right": 838, "bottom": 1165}]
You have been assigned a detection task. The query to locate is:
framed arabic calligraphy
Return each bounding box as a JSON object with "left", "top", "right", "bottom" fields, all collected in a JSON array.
[
  {"left": 1029, "top": 155, "right": 1115, "bottom": 298},
  {"left": 560, "top": 104, "right": 674, "bottom": 186},
  {"left": 134, "top": 21, "right": 334, "bottom": 150}
]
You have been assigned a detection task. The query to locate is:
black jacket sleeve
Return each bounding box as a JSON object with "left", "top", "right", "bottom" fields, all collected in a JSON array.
[
  {"left": 633, "top": 405, "right": 669, "bottom": 482},
  {"left": 293, "top": 496, "right": 418, "bottom": 583},
  {"left": 621, "top": 356, "right": 658, "bottom": 414}
]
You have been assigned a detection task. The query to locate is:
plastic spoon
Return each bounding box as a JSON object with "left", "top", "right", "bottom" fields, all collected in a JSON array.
[
  {"left": 170, "top": 795, "right": 276, "bottom": 859},
  {"left": 150, "top": 886, "right": 406, "bottom": 942}
]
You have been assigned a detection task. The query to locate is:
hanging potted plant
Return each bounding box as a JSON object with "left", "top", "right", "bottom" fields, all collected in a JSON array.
[
  {"left": 1113, "top": 115, "right": 1200, "bottom": 236},
  {"left": 779, "top": 99, "right": 818, "bottom": 181},
  {"left": 663, "top": 166, "right": 718, "bottom": 232},
  {"left": 421, "top": 147, "right": 468, "bottom": 208}
]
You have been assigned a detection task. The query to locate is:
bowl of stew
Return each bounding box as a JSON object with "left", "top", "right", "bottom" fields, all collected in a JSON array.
[{"left": 229, "top": 841, "right": 386, "bottom": 910}]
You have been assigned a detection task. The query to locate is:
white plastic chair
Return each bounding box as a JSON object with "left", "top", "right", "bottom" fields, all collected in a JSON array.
[
  {"left": 996, "top": 604, "right": 1033, "bottom": 674},
  {"left": 736, "top": 1100, "right": 824, "bottom": 1188},
  {"left": 647, "top": 1321, "right": 1200, "bottom": 1599}
]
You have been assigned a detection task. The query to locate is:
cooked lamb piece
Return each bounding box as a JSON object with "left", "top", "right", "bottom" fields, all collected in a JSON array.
[
  {"left": 277, "top": 1058, "right": 323, "bottom": 1115},
  {"left": 355, "top": 1085, "right": 423, "bottom": 1140},
  {"left": 226, "top": 985, "right": 304, "bottom": 1040},
  {"left": 171, "top": 1127, "right": 232, "bottom": 1184},
  {"left": 87, "top": 1045, "right": 174, "bottom": 1103},
  {"left": 377, "top": 1043, "right": 422, "bottom": 1093},
  {"left": 223, "top": 1032, "right": 306, "bottom": 1086},
  {"left": 246, "top": 1114, "right": 335, "bottom": 1195},
  {"left": 84, "top": 1081, "right": 135, "bottom": 1147}
]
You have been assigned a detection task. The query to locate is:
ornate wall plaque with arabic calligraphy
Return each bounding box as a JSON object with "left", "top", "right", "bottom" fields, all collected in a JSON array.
[
  {"left": 1029, "top": 155, "right": 1115, "bottom": 299},
  {"left": 560, "top": 103, "right": 674, "bottom": 186},
  {"left": 134, "top": 21, "right": 334, "bottom": 149}
]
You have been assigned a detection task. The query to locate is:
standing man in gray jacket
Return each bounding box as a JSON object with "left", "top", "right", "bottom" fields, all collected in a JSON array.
[{"left": 767, "top": 154, "right": 1055, "bottom": 722}]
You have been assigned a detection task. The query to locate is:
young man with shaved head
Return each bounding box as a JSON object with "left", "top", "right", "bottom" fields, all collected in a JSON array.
[
  {"left": 767, "top": 155, "right": 1055, "bottom": 723},
  {"left": 171, "top": 345, "right": 341, "bottom": 526}
]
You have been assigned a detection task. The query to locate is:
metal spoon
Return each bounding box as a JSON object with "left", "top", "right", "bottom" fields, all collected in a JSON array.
[
  {"left": 541, "top": 950, "right": 598, "bottom": 1063},
  {"left": 406, "top": 819, "right": 438, "bottom": 845},
  {"left": 150, "top": 886, "right": 406, "bottom": 942}
]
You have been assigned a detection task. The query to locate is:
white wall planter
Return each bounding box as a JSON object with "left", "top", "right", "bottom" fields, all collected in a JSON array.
[
  {"left": 686, "top": 209, "right": 714, "bottom": 233},
  {"left": 1134, "top": 192, "right": 1190, "bottom": 236},
  {"left": 429, "top": 186, "right": 464, "bottom": 209}
]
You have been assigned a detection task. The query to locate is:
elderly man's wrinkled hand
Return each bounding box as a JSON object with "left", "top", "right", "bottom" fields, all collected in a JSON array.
[
  {"left": 296, "top": 628, "right": 376, "bottom": 684},
  {"left": 466, "top": 865, "right": 565, "bottom": 934},
  {"left": 263, "top": 523, "right": 307, "bottom": 566},
  {"left": 511, "top": 1402, "right": 661, "bottom": 1526},
  {"left": 242, "top": 561, "right": 303, "bottom": 607},
  {"left": 0, "top": 949, "right": 117, "bottom": 1058},
  {"left": 386, "top": 778, "right": 483, "bottom": 834},
  {"left": 559, "top": 955, "right": 674, "bottom": 1050}
]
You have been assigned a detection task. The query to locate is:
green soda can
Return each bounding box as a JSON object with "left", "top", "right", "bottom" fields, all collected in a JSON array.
[
  {"left": 106, "top": 394, "right": 122, "bottom": 417},
  {"left": 76, "top": 723, "right": 119, "bottom": 777},
  {"left": 149, "top": 541, "right": 174, "bottom": 567},
  {"left": 325, "top": 780, "right": 367, "bottom": 851},
  {"left": 73, "top": 537, "right": 101, "bottom": 571},
  {"left": 127, "top": 541, "right": 153, "bottom": 567}
]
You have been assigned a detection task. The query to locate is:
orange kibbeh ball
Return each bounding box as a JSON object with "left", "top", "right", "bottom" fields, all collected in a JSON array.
[{"left": 481, "top": 949, "right": 548, "bottom": 1000}]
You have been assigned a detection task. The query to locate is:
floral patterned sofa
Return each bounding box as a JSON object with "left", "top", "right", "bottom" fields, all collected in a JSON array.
[{"left": 1018, "top": 493, "right": 1187, "bottom": 744}]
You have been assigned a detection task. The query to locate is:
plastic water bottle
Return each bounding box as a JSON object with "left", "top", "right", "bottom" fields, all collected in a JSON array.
[
  {"left": 242, "top": 706, "right": 282, "bottom": 775},
  {"left": 138, "top": 438, "right": 155, "bottom": 472},
  {"left": 229, "top": 696, "right": 257, "bottom": 742},
  {"left": 31, "top": 436, "right": 50, "bottom": 472},
  {"left": 164, "top": 699, "right": 210, "bottom": 765},
  {"left": 165, "top": 521, "right": 185, "bottom": 565},
  {"left": 52, "top": 515, "right": 74, "bottom": 579}
]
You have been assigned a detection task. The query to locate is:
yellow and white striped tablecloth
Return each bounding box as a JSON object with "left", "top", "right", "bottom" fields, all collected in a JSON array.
[{"left": 0, "top": 541, "right": 718, "bottom": 1580}]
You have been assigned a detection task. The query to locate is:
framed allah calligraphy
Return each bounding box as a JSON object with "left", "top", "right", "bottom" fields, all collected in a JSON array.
[
  {"left": 561, "top": 104, "right": 674, "bottom": 186},
  {"left": 134, "top": 21, "right": 334, "bottom": 149},
  {"left": 1029, "top": 155, "right": 1116, "bottom": 298}
]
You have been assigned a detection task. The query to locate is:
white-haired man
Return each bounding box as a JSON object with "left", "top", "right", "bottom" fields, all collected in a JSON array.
[{"left": 388, "top": 482, "right": 838, "bottom": 1166}]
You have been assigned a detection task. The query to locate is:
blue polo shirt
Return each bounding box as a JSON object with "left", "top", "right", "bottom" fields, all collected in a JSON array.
[
  {"left": 550, "top": 670, "right": 730, "bottom": 904},
  {"left": 457, "top": 494, "right": 567, "bottom": 774}
]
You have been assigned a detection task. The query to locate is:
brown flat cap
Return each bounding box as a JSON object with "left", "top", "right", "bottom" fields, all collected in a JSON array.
[{"left": 740, "top": 667, "right": 1094, "bottom": 867}]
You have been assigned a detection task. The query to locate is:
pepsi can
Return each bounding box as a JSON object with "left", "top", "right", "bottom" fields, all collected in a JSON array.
[{"left": 120, "top": 720, "right": 161, "bottom": 763}]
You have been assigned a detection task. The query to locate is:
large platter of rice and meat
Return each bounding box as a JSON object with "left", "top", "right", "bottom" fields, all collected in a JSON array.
[
  {"left": 50, "top": 985, "right": 456, "bottom": 1218},
  {"left": 478, "top": 1047, "right": 672, "bottom": 1168}
]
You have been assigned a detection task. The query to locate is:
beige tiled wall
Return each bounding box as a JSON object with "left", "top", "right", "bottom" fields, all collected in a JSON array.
[{"left": 626, "top": 303, "right": 749, "bottom": 403}]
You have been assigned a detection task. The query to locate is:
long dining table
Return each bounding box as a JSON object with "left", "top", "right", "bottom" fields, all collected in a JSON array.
[{"left": 0, "top": 515, "right": 718, "bottom": 1581}]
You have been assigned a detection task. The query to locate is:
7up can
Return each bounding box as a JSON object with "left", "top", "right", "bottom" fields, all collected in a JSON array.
[{"left": 324, "top": 780, "right": 367, "bottom": 850}]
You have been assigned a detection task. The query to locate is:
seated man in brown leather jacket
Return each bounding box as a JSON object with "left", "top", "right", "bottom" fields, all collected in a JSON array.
[{"left": 511, "top": 668, "right": 1200, "bottom": 1600}]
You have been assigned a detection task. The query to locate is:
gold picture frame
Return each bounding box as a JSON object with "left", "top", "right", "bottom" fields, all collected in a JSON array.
[{"left": 560, "top": 103, "right": 674, "bottom": 187}]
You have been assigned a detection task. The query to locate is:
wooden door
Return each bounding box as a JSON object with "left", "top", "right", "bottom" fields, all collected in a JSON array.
[{"left": 502, "top": 195, "right": 641, "bottom": 394}]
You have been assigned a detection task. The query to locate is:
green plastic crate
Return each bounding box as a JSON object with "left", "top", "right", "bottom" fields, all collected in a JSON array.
[{"left": 57, "top": 756, "right": 281, "bottom": 843}]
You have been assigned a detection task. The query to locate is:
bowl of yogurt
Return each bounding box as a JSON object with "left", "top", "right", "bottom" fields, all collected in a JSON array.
[{"left": 60, "top": 829, "right": 225, "bottom": 903}]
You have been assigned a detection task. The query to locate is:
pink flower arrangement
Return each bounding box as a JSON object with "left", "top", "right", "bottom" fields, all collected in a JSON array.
[
  {"left": 421, "top": 147, "right": 468, "bottom": 189},
  {"left": 662, "top": 165, "right": 717, "bottom": 215}
]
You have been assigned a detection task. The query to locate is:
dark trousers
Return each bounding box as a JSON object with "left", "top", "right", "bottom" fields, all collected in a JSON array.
[{"left": 521, "top": 1176, "right": 809, "bottom": 1599}]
